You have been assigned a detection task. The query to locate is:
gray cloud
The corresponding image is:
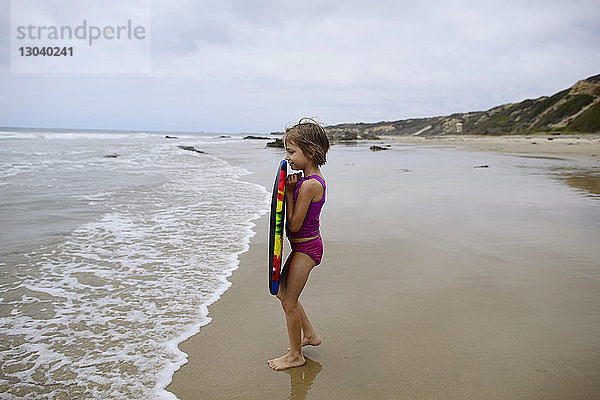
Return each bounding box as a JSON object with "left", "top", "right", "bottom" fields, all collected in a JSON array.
[{"left": 1, "top": 0, "right": 599, "bottom": 132}]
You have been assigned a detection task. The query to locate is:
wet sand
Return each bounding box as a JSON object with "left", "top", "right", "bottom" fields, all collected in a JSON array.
[
  {"left": 381, "top": 134, "right": 600, "bottom": 164},
  {"left": 168, "top": 139, "right": 600, "bottom": 399}
]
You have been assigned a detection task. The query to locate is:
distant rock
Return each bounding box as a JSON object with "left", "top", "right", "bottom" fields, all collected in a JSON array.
[
  {"left": 339, "top": 131, "right": 358, "bottom": 141},
  {"left": 165, "top": 135, "right": 178, "bottom": 139},
  {"left": 266, "top": 138, "right": 284, "bottom": 148},
  {"left": 177, "top": 145, "right": 205, "bottom": 154},
  {"left": 370, "top": 145, "right": 389, "bottom": 151},
  {"left": 244, "top": 135, "right": 270, "bottom": 140},
  {"left": 359, "top": 133, "right": 381, "bottom": 140},
  {"left": 474, "top": 165, "right": 489, "bottom": 168},
  {"left": 218, "top": 135, "right": 231, "bottom": 138},
  {"left": 104, "top": 154, "right": 119, "bottom": 158}
]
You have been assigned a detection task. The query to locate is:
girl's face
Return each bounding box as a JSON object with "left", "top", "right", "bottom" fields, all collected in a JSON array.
[{"left": 284, "top": 142, "right": 310, "bottom": 171}]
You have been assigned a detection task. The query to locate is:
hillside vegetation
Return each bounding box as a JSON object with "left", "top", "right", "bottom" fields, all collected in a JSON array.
[{"left": 326, "top": 74, "right": 600, "bottom": 137}]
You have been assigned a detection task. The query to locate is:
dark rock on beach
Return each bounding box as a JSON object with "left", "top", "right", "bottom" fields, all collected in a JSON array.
[
  {"left": 266, "top": 138, "right": 284, "bottom": 148},
  {"left": 360, "top": 133, "right": 381, "bottom": 140},
  {"left": 165, "top": 135, "right": 178, "bottom": 139},
  {"left": 177, "top": 146, "right": 205, "bottom": 154},
  {"left": 370, "top": 145, "right": 390, "bottom": 151},
  {"left": 243, "top": 135, "right": 270, "bottom": 140},
  {"left": 338, "top": 131, "right": 358, "bottom": 141},
  {"left": 104, "top": 154, "right": 119, "bottom": 158}
]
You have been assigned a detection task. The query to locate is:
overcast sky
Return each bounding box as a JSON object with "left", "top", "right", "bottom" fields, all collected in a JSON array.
[{"left": 1, "top": 0, "right": 599, "bottom": 133}]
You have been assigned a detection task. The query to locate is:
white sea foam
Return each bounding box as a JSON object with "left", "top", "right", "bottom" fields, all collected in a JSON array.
[{"left": 0, "top": 132, "right": 269, "bottom": 399}]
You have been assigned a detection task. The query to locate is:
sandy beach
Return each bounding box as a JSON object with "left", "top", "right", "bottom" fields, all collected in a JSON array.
[
  {"left": 381, "top": 134, "right": 600, "bottom": 164},
  {"left": 168, "top": 136, "right": 600, "bottom": 399}
]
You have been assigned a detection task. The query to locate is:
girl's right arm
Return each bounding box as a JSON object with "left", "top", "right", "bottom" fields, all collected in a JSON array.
[{"left": 285, "top": 174, "right": 320, "bottom": 233}]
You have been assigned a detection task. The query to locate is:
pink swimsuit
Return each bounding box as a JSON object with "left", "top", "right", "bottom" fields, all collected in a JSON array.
[{"left": 287, "top": 175, "right": 326, "bottom": 265}]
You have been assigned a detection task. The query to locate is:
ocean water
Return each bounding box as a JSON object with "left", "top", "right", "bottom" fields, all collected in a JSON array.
[{"left": 0, "top": 131, "right": 270, "bottom": 399}]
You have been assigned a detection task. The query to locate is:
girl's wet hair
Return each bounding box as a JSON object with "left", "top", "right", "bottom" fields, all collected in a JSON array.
[{"left": 283, "top": 117, "right": 331, "bottom": 166}]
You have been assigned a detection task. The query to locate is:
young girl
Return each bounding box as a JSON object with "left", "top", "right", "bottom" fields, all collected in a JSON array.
[{"left": 268, "top": 118, "right": 330, "bottom": 371}]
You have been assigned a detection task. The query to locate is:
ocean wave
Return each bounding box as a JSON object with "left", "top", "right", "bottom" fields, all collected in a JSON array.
[{"left": 0, "top": 138, "right": 269, "bottom": 399}]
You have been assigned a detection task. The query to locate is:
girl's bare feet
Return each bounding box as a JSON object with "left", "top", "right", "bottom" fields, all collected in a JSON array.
[
  {"left": 268, "top": 352, "right": 305, "bottom": 370},
  {"left": 301, "top": 334, "right": 321, "bottom": 347},
  {"left": 288, "top": 334, "right": 321, "bottom": 351}
]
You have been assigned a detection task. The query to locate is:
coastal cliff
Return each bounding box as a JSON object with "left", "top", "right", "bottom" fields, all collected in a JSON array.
[{"left": 325, "top": 74, "right": 600, "bottom": 137}]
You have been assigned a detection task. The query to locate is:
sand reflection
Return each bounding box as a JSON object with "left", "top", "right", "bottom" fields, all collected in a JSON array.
[
  {"left": 283, "top": 357, "right": 322, "bottom": 400},
  {"left": 551, "top": 166, "right": 600, "bottom": 199}
]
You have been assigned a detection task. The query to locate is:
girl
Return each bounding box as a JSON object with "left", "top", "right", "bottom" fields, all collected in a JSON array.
[{"left": 268, "top": 118, "right": 330, "bottom": 371}]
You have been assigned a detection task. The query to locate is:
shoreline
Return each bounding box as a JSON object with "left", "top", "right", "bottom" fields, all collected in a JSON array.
[{"left": 379, "top": 134, "right": 600, "bottom": 164}]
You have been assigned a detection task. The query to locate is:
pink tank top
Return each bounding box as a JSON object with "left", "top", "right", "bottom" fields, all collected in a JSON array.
[{"left": 287, "top": 175, "right": 326, "bottom": 239}]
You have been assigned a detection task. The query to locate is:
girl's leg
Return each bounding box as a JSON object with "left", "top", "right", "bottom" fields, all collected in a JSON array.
[
  {"left": 296, "top": 302, "right": 321, "bottom": 347},
  {"left": 277, "top": 254, "right": 321, "bottom": 347},
  {"left": 268, "top": 252, "right": 315, "bottom": 370}
]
